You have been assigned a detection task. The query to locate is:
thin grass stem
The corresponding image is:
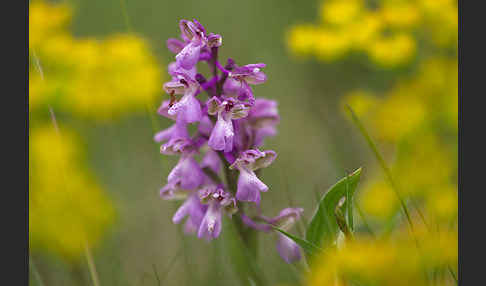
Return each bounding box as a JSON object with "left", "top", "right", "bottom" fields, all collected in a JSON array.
[
  {"left": 84, "top": 243, "right": 101, "bottom": 286},
  {"left": 345, "top": 105, "right": 415, "bottom": 233},
  {"left": 29, "top": 256, "right": 46, "bottom": 286}
]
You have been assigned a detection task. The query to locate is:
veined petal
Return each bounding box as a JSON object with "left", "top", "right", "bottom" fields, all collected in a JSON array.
[
  {"left": 169, "top": 93, "right": 203, "bottom": 124},
  {"left": 198, "top": 202, "right": 222, "bottom": 241},
  {"left": 168, "top": 156, "right": 204, "bottom": 190},
  {"left": 236, "top": 168, "right": 268, "bottom": 204},
  {"left": 176, "top": 42, "right": 202, "bottom": 70},
  {"left": 208, "top": 113, "right": 234, "bottom": 152}
]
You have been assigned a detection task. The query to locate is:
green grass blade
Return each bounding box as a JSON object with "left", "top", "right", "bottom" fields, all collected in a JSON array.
[
  {"left": 273, "top": 227, "right": 322, "bottom": 256},
  {"left": 344, "top": 105, "right": 415, "bottom": 232}
]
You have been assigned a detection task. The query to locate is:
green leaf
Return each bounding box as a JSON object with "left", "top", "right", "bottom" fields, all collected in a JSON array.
[
  {"left": 305, "top": 168, "right": 362, "bottom": 251},
  {"left": 273, "top": 227, "right": 322, "bottom": 256}
]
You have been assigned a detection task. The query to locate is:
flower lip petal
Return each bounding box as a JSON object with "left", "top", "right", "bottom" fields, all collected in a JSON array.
[{"left": 235, "top": 169, "right": 268, "bottom": 204}]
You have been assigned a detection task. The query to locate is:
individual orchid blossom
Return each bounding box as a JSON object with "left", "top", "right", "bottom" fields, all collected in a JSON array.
[
  {"left": 163, "top": 72, "right": 203, "bottom": 124},
  {"left": 207, "top": 96, "right": 249, "bottom": 152},
  {"left": 262, "top": 208, "right": 304, "bottom": 263},
  {"left": 229, "top": 149, "right": 277, "bottom": 204},
  {"left": 241, "top": 208, "right": 304, "bottom": 263},
  {"left": 172, "top": 193, "right": 208, "bottom": 234},
  {"left": 197, "top": 186, "right": 237, "bottom": 241},
  {"left": 224, "top": 63, "right": 267, "bottom": 104},
  {"left": 173, "top": 19, "right": 222, "bottom": 70},
  {"left": 160, "top": 153, "right": 205, "bottom": 200}
]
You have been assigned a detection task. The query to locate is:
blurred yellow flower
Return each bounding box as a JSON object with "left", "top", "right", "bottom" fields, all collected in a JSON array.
[
  {"left": 360, "top": 180, "right": 399, "bottom": 220},
  {"left": 29, "top": 0, "right": 71, "bottom": 49},
  {"left": 28, "top": 0, "right": 163, "bottom": 261},
  {"left": 287, "top": 0, "right": 457, "bottom": 67},
  {"left": 366, "top": 33, "right": 416, "bottom": 67},
  {"left": 286, "top": 25, "right": 319, "bottom": 57},
  {"left": 29, "top": 126, "right": 116, "bottom": 260},
  {"left": 29, "top": 0, "right": 162, "bottom": 120},
  {"left": 320, "top": 0, "right": 363, "bottom": 26},
  {"left": 314, "top": 29, "right": 352, "bottom": 60},
  {"left": 341, "top": 90, "right": 378, "bottom": 118},
  {"left": 308, "top": 228, "right": 457, "bottom": 286},
  {"left": 372, "top": 92, "right": 425, "bottom": 142}
]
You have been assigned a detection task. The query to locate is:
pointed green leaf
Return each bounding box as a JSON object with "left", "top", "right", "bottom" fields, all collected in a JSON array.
[
  {"left": 273, "top": 227, "right": 322, "bottom": 256},
  {"left": 305, "top": 168, "right": 362, "bottom": 250}
]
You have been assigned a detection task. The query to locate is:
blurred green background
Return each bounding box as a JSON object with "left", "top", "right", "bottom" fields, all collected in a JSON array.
[{"left": 29, "top": 0, "right": 457, "bottom": 285}]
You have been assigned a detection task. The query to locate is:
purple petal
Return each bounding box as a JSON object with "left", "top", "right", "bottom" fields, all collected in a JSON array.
[
  {"left": 276, "top": 233, "right": 301, "bottom": 264},
  {"left": 154, "top": 124, "right": 175, "bottom": 143},
  {"left": 198, "top": 115, "right": 214, "bottom": 137},
  {"left": 201, "top": 149, "right": 221, "bottom": 174},
  {"left": 262, "top": 207, "right": 304, "bottom": 228},
  {"left": 157, "top": 100, "right": 177, "bottom": 120},
  {"left": 207, "top": 33, "right": 222, "bottom": 48},
  {"left": 168, "top": 156, "right": 204, "bottom": 190},
  {"left": 176, "top": 42, "right": 202, "bottom": 70},
  {"left": 168, "top": 62, "right": 197, "bottom": 80},
  {"left": 169, "top": 93, "right": 203, "bottom": 124},
  {"left": 179, "top": 19, "right": 197, "bottom": 41},
  {"left": 241, "top": 213, "right": 272, "bottom": 232},
  {"left": 208, "top": 113, "right": 234, "bottom": 152},
  {"left": 167, "top": 38, "right": 186, "bottom": 54},
  {"left": 197, "top": 202, "right": 222, "bottom": 241},
  {"left": 236, "top": 169, "right": 268, "bottom": 204},
  {"left": 172, "top": 194, "right": 207, "bottom": 235},
  {"left": 249, "top": 98, "right": 279, "bottom": 120},
  {"left": 253, "top": 126, "right": 277, "bottom": 147}
]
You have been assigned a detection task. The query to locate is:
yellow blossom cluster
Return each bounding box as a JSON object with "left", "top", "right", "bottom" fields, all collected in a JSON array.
[
  {"left": 289, "top": 1, "right": 457, "bottom": 284},
  {"left": 343, "top": 58, "right": 457, "bottom": 222},
  {"left": 308, "top": 225, "right": 457, "bottom": 286},
  {"left": 29, "top": 0, "right": 162, "bottom": 260},
  {"left": 287, "top": 0, "right": 457, "bottom": 67},
  {"left": 29, "top": 0, "right": 161, "bottom": 120},
  {"left": 29, "top": 126, "right": 115, "bottom": 261}
]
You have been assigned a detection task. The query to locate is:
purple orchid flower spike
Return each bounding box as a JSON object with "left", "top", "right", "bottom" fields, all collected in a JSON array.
[
  {"left": 206, "top": 96, "right": 249, "bottom": 152},
  {"left": 229, "top": 149, "right": 277, "bottom": 204},
  {"left": 163, "top": 72, "right": 203, "bottom": 124},
  {"left": 172, "top": 193, "right": 208, "bottom": 234},
  {"left": 157, "top": 19, "right": 296, "bottom": 248},
  {"left": 197, "top": 186, "right": 238, "bottom": 241}
]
